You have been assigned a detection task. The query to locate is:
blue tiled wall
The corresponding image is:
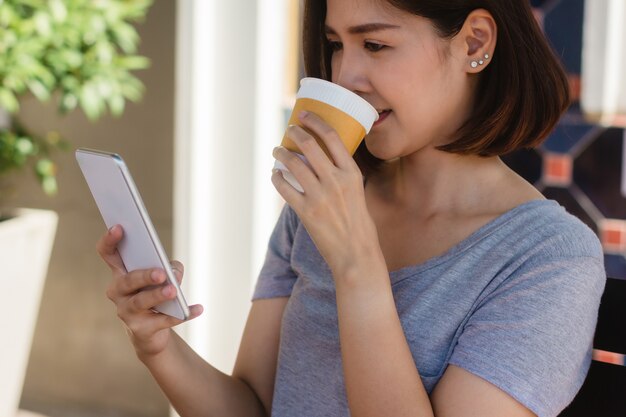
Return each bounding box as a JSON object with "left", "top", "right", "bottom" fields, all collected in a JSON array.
[{"left": 504, "top": 0, "right": 626, "bottom": 279}]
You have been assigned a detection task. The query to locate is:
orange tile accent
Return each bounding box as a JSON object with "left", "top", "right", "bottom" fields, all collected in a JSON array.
[
  {"left": 605, "top": 230, "right": 622, "bottom": 246},
  {"left": 599, "top": 219, "right": 626, "bottom": 254},
  {"left": 593, "top": 349, "right": 625, "bottom": 366},
  {"left": 543, "top": 153, "right": 572, "bottom": 187}
]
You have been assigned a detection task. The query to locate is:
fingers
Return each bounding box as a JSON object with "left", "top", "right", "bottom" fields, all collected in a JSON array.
[
  {"left": 107, "top": 267, "right": 165, "bottom": 305},
  {"left": 273, "top": 146, "right": 319, "bottom": 189},
  {"left": 284, "top": 123, "right": 333, "bottom": 173},
  {"left": 274, "top": 111, "right": 360, "bottom": 197},
  {"left": 126, "top": 303, "right": 204, "bottom": 339},
  {"left": 297, "top": 111, "right": 356, "bottom": 169},
  {"left": 271, "top": 167, "right": 307, "bottom": 203},
  {"left": 107, "top": 258, "right": 186, "bottom": 305},
  {"left": 126, "top": 283, "right": 178, "bottom": 314},
  {"left": 96, "top": 225, "right": 126, "bottom": 272}
]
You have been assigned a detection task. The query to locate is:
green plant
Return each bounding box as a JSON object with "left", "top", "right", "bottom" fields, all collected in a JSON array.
[{"left": 0, "top": 0, "right": 153, "bottom": 195}]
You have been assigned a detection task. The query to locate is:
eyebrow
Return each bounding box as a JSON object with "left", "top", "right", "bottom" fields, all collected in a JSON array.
[{"left": 325, "top": 23, "right": 401, "bottom": 35}]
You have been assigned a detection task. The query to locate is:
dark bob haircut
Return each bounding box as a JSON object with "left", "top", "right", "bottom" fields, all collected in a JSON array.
[{"left": 302, "top": 0, "right": 571, "bottom": 173}]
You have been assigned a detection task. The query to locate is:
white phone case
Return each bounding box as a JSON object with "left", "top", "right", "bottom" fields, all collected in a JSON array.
[{"left": 76, "top": 148, "right": 190, "bottom": 320}]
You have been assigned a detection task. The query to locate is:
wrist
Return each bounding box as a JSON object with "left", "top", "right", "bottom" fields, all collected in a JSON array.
[
  {"left": 331, "top": 243, "right": 388, "bottom": 291},
  {"left": 135, "top": 331, "right": 175, "bottom": 367}
]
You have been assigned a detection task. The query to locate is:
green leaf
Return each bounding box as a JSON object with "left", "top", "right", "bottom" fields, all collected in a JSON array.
[
  {"left": 119, "top": 77, "right": 144, "bottom": 102},
  {"left": 0, "top": 88, "right": 19, "bottom": 113},
  {"left": 110, "top": 21, "right": 139, "bottom": 53},
  {"left": 60, "top": 75, "right": 80, "bottom": 90},
  {"left": 94, "top": 41, "right": 114, "bottom": 63},
  {"left": 84, "top": 15, "right": 107, "bottom": 44},
  {"left": 0, "top": 0, "right": 154, "bottom": 196},
  {"left": 41, "top": 175, "right": 58, "bottom": 195},
  {"left": 36, "top": 158, "right": 55, "bottom": 176},
  {"left": 59, "top": 49, "right": 83, "bottom": 68},
  {"left": 117, "top": 55, "right": 149, "bottom": 70},
  {"left": 27, "top": 79, "right": 51, "bottom": 101},
  {"left": 60, "top": 93, "right": 78, "bottom": 113},
  {"left": 15, "top": 137, "right": 34, "bottom": 155},
  {"left": 33, "top": 11, "right": 52, "bottom": 36},
  {"left": 2, "top": 74, "right": 26, "bottom": 92},
  {"left": 108, "top": 94, "right": 125, "bottom": 116},
  {"left": 79, "top": 83, "right": 104, "bottom": 120},
  {"left": 0, "top": 4, "right": 16, "bottom": 27},
  {"left": 49, "top": 0, "right": 67, "bottom": 23}
]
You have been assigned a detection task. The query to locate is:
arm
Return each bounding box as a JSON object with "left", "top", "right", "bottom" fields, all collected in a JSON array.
[
  {"left": 97, "top": 226, "right": 285, "bottom": 417},
  {"left": 333, "top": 251, "right": 536, "bottom": 417},
  {"left": 336, "top": 265, "right": 537, "bottom": 416},
  {"left": 142, "top": 298, "right": 287, "bottom": 417},
  {"left": 272, "top": 112, "right": 537, "bottom": 417}
]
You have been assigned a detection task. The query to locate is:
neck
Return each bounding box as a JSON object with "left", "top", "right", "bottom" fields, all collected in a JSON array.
[{"left": 368, "top": 148, "right": 511, "bottom": 217}]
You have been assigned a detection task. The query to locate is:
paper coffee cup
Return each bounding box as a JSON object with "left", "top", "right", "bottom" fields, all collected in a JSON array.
[{"left": 275, "top": 77, "right": 378, "bottom": 192}]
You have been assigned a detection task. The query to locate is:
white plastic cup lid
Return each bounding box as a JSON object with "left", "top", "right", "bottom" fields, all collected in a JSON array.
[{"left": 296, "top": 78, "right": 379, "bottom": 133}]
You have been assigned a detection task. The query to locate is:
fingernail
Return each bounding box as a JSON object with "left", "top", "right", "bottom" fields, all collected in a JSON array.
[
  {"left": 151, "top": 270, "right": 161, "bottom": 283},
  {"left": 109, "top": 225, "right": 117, "bottom": 234},
  {"left": 299, "top": 110, "right": 309, "bottom": 119},
  {"left": 162, "top": 285, "right": 173, "bottom": 296}
]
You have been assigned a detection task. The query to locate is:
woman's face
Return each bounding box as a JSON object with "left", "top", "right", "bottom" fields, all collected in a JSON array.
[{"left": 325, "top": 0, "right": 475, "bottom": 161}]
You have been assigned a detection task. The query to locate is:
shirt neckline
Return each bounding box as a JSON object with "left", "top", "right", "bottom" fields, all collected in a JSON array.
[{"left": 388, "top": 199, "right": 560, "bottom": 283}]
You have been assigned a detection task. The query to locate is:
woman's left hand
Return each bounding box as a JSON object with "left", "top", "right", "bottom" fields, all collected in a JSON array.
[{"left": 271, "top": 111, "right": 384, "bottom": 278}]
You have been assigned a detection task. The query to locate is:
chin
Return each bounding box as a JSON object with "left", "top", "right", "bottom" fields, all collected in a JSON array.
[{"left": 363, "top": 140, "right": 396, "bottom": 162}]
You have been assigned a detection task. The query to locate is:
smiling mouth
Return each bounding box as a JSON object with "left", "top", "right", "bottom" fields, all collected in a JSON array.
[{"left": 373, "top": 109, "right": 391, "bottom": 126}]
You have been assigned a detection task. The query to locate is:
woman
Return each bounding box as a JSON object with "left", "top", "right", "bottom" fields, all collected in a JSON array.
[{"left": 98, "top": 1, "right": 606, "bottom": 416}]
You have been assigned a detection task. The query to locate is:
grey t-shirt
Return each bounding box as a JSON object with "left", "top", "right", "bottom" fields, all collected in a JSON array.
[{"left": 253, "top": 199, "right": 606, "bottom": 417}]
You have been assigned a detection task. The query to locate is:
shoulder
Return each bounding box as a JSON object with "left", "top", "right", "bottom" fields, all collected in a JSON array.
[
  {"left": 449, "top": 201, "right": 606, "bottom": 416},
  {"left": 491, "top": 199, "right": 603, "bottom": 261},
  {"left": 471, "top": 199, "right": 606, "bottom": 301}
]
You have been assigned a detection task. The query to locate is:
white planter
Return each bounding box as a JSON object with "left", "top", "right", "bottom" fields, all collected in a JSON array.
[{"left": 0, "top": 208, "right": 57, "bottom": 417}]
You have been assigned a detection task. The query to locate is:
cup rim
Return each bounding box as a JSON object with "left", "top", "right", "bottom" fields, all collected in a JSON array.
[{"left": 297, "top": 77, "right": 379, "bottom": 132}]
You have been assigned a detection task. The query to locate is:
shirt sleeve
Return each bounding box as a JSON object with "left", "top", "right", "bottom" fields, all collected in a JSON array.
[
  {"left": 448, "top": 253, "right": 606, "bottom": 417},
  {"left": 252, "top": 204, "right": 300, "bottom": 300}
]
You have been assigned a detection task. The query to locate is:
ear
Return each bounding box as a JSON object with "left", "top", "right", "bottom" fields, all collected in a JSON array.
[{"left": 453, "top": 9, "right": 497, "bottom": 73}]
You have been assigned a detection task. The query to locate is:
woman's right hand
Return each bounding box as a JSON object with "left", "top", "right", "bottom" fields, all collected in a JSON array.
[{"left": 96, "top": 225, "right": 203, "bottom": 361}]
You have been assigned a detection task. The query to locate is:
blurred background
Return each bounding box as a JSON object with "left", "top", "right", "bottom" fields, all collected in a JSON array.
[
  {"left": 1, "top": 0, "right": 297, "bottom": 415},
  {"left": 0, "top": 0, "right": 624, "bottom": 416}
]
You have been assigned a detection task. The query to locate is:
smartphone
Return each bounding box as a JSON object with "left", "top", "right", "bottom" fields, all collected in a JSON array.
[{"left": 75, "top": 148, "right": 190, "bottom": 320}]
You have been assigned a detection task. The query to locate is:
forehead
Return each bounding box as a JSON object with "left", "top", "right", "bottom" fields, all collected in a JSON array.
[{"left": 325, "top": 0, "right": 407, "bottom": 27}]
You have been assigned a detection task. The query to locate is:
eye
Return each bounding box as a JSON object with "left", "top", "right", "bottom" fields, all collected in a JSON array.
[
  {"left": 364, "top": 41, "right": 386, "bottom": 52},
  {"left": 327, "top": 40, "right": 343, "bottom": 52}
]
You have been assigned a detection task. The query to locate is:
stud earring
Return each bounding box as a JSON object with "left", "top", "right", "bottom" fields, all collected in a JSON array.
[
  {"left": 471, "top": 61, "right": 478, "bottom": 68},
  {"left": 479, "top": 60, "right": 484, "bottom": 65},
  {"left": 484, "top": 53, "right": 490, "bottom": 60}
]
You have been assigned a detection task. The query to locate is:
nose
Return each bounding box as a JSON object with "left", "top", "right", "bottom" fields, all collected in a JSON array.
[{"left": 331, "top": 50, "right": 370, "bottom": 94}]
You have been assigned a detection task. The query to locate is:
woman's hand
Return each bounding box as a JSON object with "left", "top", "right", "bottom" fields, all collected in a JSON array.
[
  {"left": 271, "top": 111, "right": 385, "bottom": 279},
  {"left": 96, "top": 225, "right": 203, "bottom": 361}
]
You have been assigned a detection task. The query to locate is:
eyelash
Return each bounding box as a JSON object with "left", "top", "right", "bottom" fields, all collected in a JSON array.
[
  {"left": 328, "top": 41, "right": 342, "bottom": 52},
  {"left": 327, "top": 40, "right": 387, "bottom": 53},
  {"left": 365, "top": 41, "right": 386, "bottom": 52}
]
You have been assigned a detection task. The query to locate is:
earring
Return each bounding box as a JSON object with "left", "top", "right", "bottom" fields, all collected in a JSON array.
[
  {"left": 484, "top": 53, "right": 490, "bottom": 60},
  {"left": 479, "top": 60, "right": 484, "bottom": 65},
  {"left": 470, "top": 61, "right": 478, "bottom": 68}
]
